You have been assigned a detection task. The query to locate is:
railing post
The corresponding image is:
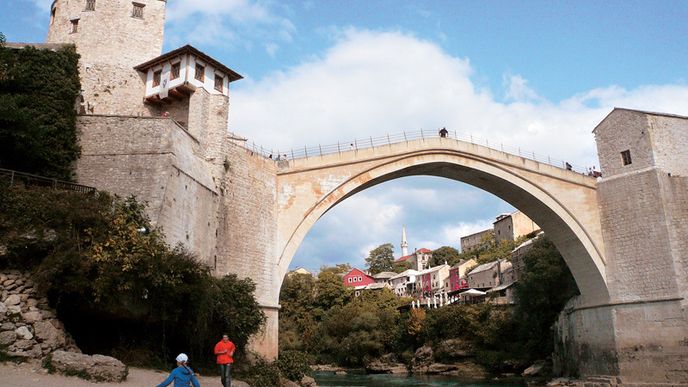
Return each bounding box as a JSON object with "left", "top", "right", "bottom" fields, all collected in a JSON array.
[
  {"left": 532, "top": 151, "right": 535, "bottom": 159},
  {"left": 370, "top": 136, "right": 373, "bottom": 149},
  {"left": 518, "top": 147, "right": 521, "bottom": 156},
  {"left": 548, "top": 155, "right": 551, "bottom": 164},
  {"left": 319, "top": 144, "right": 323, "bottom": 157},
  {"left": 354, "top": 140, "right": 357, "bottom": 150},
  {"left": 10, "top": 171, "right": 14, "bottom": 186},
  {"left": 421, "top": 129, "right": 424, "bottom": 140},
  {"left": 470, "top": 134, "right": 473, "bottom": 143},
  {"left": 403, "top": 131, "right": 407, "bottom": 143},
  {"left": 486, "top": 139, "right": 489, "bottom": 147},
  {"left": 501, "top": 143, "right": 503, "bottom": 152},
  {"left": 291, "top": 149, "right": 295, "bottom": 160},
  {"left": 337, "top": 142, "right": 341, "bottom": 155},
  {"left": 387, "top": 134, "right": 390, "bottom": 146},
  {"left": 53, "top": 179, "right": 57, "bottom": 190},
  {"left": 304, "top": 146, "right": 308, "bottom": 159}
]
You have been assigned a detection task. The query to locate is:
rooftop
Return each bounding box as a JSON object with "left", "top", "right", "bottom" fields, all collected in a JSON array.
[
  {"left": 592, "top": 107, "right": 688, "bottom": 133},
  {"left": 134, "top": 44, "right": 243, "bottom": 82}
]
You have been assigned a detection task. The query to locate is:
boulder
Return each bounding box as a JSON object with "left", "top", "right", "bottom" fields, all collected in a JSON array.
[
  {"left": 300, "top": 375, "right": 317, "bottom": 387},
  {"left": 21, "top": 311, "right": 42, "bottom": 323},
  {"left": 15, "top": 325, "right": 33, "bottom": 340},
  {"left": 365, "top": 360, "right": 408, "bottom": 374},
  {"left": 4, "top": 294, "right": 21, "bottom": 306},
  {"left": 434, "top": 338, "right": 475, "bottom": 360},
  {"left": 49, "top": 350, "right": 128, "bottom": 382},
  {"left": 522, "top": 360, "right": 546, "bottom": 377},
  {"left": 413, "top": 345, "right": 433, "bottom": 365},
  {"left": 413, "top": 360, "right": 488, "bottom": 379},
  {"left": 280, "top": 377, "right": 300, "bottom": 387},
  {"left": 34, "top": 320, "right": 66, "bottom": 348},
  {"left": 0, "top": 330, "right": 17, "bottom": 345}
]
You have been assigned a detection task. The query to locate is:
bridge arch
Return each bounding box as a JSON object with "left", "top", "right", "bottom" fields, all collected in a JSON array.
[{"left": 276, "top": 141, "right": 609, "bottom": 306}]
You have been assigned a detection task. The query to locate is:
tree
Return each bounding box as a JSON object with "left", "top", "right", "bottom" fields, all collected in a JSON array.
[
  {"left": 429, "top": 246, "right": 460, "bottom": 267},
  {"left": 513, "top": 236, "right": 579, "bottom": 361},
  {"left": 365, "top": 243, "right": 395, "bottom": 274}
]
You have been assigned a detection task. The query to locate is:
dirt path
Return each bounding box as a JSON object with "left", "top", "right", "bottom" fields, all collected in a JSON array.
[{"left": 0, "top": 360, "right": 249, "bottom": 386}]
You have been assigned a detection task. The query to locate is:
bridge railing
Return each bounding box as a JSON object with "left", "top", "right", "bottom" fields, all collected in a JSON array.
[
  {"left": 0, "top": 168, "right": 97, "bottom": 194},
  {"left": 241, "top": 129, "right": 588, "bottom": 173}
]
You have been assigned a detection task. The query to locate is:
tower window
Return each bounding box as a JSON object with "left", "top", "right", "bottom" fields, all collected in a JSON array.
[
  {"left": 195, "top": 64, "right": 205, "bottom": 82},
  {"left": 70, "top": 19, "right": 79, "bottom": 33},
  {"left": 132, "top": 2, "right": 145, "bottom": 18},
  {"left": 170, "top": 63, "right": 180, "bottom": 80},
  {"left": 621, "top": 150, "right": 632, "bottom": 166},
  {"left": 85, "top": 0, "right": 96, "bottom": 11},
  {"left": 214, "top": 74, "right": 224, "bottom": 92},
  {"left": 152, "top": 70, "right": 162, "bottom": 87}
]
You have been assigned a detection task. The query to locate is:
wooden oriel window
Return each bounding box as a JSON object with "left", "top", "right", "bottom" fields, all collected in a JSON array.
[
  {"left": 132, "top": 2, "right": 145, "bottom": 18},
  {"left": 152, "top": 70, "right": 162, "bottom": 87},
  {"left": 214, "top": 74, "right": 224, "bottom": 92},
  {"left": 195, "top": 64, "right": 205, "bottom": 82},
  {"left": 70, "top": 19, "right": 79, "bottom": 33},
  {"left": 170, "top": 62, "right": 180, "bottom": 80},
  {"left": 621, "top": 150, "right": 632, "bottom": 166},
  {"left": 85, "top": 0, "right": 96, "bottom": 11}
]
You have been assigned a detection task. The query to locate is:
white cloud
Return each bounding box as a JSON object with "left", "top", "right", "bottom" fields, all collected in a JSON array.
[
  {"left": 165, "top": 0, "right": 294, "bottom": 49},
  {"left": 503, "top": 73, "right": 540, "bottom": 102},
  {"left": 232, "top": 28, "right": 688, "bottom": 172}
]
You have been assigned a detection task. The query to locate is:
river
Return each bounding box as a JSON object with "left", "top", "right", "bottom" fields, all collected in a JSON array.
[{"left": 313, "top": 371, "right": 525, "bottom": 386}]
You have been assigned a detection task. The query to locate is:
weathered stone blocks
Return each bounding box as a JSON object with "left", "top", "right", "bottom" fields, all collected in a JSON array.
[{"left": 49, "top": 350, "right": 128, "bottom": 382}]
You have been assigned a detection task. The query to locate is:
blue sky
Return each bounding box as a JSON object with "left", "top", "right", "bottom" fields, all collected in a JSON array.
[{"left": 3, "top": 0, "right": 688, "bottom": 272}]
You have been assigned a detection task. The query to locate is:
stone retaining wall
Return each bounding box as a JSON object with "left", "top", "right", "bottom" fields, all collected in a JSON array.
[{"left": 0, "top": 271, "right": 79, "bottom": 358}]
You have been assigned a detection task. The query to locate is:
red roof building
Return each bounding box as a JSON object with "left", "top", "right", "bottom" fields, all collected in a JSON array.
[
  {"left": 395, "top": 248, "right": 433, "bottom": 271},
  {"left": 342, "top": 268, "right": 375, "bottom": 287}
]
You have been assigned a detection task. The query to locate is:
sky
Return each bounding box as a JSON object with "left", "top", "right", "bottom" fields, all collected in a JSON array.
[{"left": 3, "top": 0, "right": 688, "bottom": 272}]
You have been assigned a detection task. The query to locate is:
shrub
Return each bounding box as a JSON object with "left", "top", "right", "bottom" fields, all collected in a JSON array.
[
  {"left": 276, "top": 350, "right": 312, "bottom": 381},
  {"left": 240, "top": 355, "right": 281, "bottom": 387}
]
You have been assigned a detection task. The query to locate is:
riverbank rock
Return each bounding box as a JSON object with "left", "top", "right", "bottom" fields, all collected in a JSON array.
[
  {"left": 522, "top": 360, "right": 547, "bottom": 377},
  {"left": 365, "top": 359, "right": 408, "bottom": 374},
  {"left": 412, "top": 360, "right": 489, "bottom": 379},
  {"left": 300, "top": 375, "right": 317, "bottom": 386},
  {"left": 48, "top": 350, "right": 128, "bottom": 382},
  {"left": 310, "top": 364, "right": 346, "bottom": 372},
  {"left": 434, "top": 338, "right": 475, "bottom": 360},
  {"left": 0, "top": 271, "right": 80, "bottom": 359}
]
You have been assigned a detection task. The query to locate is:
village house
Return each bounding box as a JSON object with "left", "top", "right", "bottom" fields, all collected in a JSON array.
[
  {"left": 460, "top": 229, "right": 493, "bottom": 253},
  {"left": 342, "top": 268, "right": 375, "bottom": 287},
  {"left": 389, "top": 269, "right": 420, "bottom": 297},
  {"left": 466, "top": 259, "right": 511, "bottom": 290},
  {"left": 372, "top": 271, "right": 396, "bottom": 285},
  {"left": 417, "top": 263, "right": 451, "bottom": 297},
  {"left": 395, "top": 248, "right": 433, "bottom": 271},
  {"left": 287, "top": 267, "right": 313, "bottom": 277},
  {"left": 445, "top": 258, "right": 477, "bottom": 292},
  {"left": 493, "top": 211, "right": 540, "bottom": 243},
  {"left": 510, "top": 232, "right": 543, "bottom": 280}
]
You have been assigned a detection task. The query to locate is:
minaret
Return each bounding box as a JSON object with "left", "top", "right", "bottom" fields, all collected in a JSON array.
[{"left": 401, "top": 226, "right": 409, "bottom": 257}]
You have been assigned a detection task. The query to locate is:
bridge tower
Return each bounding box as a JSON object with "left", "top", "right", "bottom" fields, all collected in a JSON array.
[
  {"left": 555, "top": 108, "right": 688, "bottom": 383},
  {"left": 46, "top": 0, "right": 167, "bottom": 115}
]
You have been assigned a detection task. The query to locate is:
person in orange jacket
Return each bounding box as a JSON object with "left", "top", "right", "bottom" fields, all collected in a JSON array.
[{"left": 214, "top": 334, "right": 236, "bottom": 387}]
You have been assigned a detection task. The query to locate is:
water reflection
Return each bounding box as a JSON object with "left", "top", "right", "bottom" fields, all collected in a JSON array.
[{"left": 313, "top": 371, "right": 525, "bottom": 386}]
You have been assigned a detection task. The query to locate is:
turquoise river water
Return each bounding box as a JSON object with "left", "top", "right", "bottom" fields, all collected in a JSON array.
[{"left": 313, "top": 371, "right": 525, "bottom": 386}]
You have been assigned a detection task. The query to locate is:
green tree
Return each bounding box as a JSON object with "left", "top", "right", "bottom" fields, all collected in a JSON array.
[
  {"left": 365, "top": 243, "right": 395, "bottom": 274},
  {"left": 513, "top": 236, "right": 579, "bottom": 361},
  {"left": 429, "top": 246, "right": 460, "bottom": 267},
  {"left": 0, "top": 42, "right": 81, "bottom": 179}
]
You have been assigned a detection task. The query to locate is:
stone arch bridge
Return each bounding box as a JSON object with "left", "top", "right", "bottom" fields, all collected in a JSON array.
[{"left": 261, "top": 109, "right": 687, "bottom": 384}]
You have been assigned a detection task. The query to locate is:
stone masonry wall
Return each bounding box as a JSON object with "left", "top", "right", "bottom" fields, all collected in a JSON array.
[
  {"left": 0, "top": 271, "right": 79, "bottom": 359},
  {"left": 649, "top": 114, "right": 688, "bottom": 176},
  {"left": 75, "top": 115, "right": 221, "bottom": 267},
  {"left": 46, "top": 0, "right": 166, "bottom": 116}
]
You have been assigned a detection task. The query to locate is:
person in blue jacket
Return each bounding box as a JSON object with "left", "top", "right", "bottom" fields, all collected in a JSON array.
[{"left": 156, "top": 353, "right": 201, "bottom": 387}]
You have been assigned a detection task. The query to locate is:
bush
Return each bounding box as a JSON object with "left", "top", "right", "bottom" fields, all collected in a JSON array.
[
  {"left": 276, "top": 350, "right": 312, "bottom": 381},
  {"left": 0, "top": 184, "right": 265, "bottom": 366},
  {"left": 240, "top": 355, "right": 281, "bottom": 387}
]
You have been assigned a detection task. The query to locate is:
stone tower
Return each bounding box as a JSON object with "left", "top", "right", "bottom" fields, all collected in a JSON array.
[
  {"left": 46, "top": 0, "right": 167, "bottom": 115},
  {"left": 400, "top": 226, "right": 409, "bottom": 257}
]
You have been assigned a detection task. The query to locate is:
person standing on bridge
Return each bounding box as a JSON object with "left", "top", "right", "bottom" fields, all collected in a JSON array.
[
  {"left": 214, "top": 334, "right": 236, "bottom": 387},
  {"left": 439, "top": 127, "right": 448, "bottom": 138}
]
